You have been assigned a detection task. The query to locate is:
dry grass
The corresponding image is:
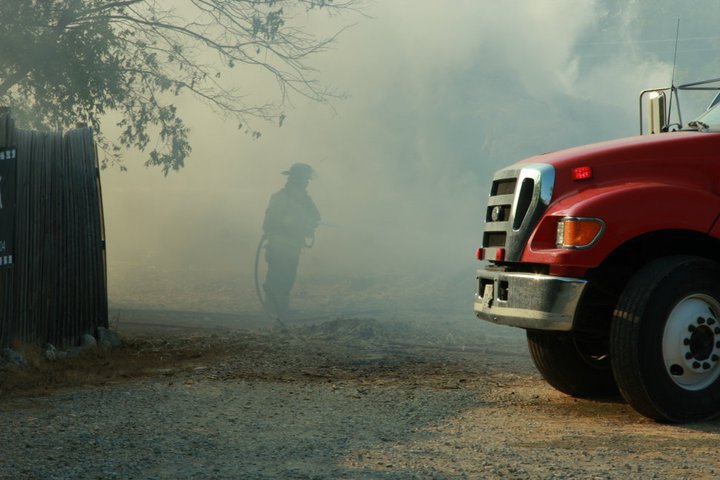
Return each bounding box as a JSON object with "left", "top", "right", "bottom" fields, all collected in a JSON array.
[
  {"left": 0, "top": 314, "right": 496, "bottom": 398},
  {"left": 0, "top": 336, "right": 215, "bottom": 397}
]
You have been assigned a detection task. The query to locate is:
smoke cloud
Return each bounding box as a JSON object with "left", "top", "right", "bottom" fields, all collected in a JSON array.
[{"left": 102, "top": 1, "right": 720, "bottom": 317}]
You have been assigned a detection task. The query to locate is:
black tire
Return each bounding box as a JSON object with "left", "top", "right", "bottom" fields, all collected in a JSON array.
[
  {"left": 527, "top": 330, "right": 617, "bottom": 398},
  {"left": 611, "top": 255, "right": 720, "bottom": 423}
]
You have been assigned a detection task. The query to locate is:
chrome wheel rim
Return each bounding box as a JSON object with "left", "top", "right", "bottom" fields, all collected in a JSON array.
[{"left": 662, "top": 294, "right": 720, "bottom": 391}]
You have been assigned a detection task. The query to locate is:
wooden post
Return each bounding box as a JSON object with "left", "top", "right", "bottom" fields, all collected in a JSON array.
[{"left": 0, "top": 108, "right": 12, "bottom": 346}]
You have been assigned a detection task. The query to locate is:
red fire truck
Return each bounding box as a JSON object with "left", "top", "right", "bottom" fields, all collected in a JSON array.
[{"left": 474, "top": 78, "right": 720, "bottom": 422}]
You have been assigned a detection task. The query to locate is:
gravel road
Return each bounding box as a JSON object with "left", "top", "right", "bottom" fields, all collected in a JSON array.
[{"left": 2, "top": 311, "right": 720, "bottom": 479}]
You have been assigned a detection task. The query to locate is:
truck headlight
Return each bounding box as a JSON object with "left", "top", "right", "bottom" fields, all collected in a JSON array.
[{"left": 556, "top": 217, "right": 605, "bottom": 249}]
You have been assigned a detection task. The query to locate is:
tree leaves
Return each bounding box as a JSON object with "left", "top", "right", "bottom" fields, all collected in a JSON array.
[{"left": 0, "top": 0, "right": 362, "bottom": 173}]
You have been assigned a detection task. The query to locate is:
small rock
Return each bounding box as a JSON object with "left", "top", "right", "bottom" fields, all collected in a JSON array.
[
  {"left": 65, "top": 347, "right": 82, "bottom": 358},
  {"left": 1, "top": 347, "right": 26, "bottom": 367},
  {"left": 45, "top": 344, "right": 57, "bottom": 361},
  {"left": 80, "top": 334, "right": 97, "bottom": 349},
  {"left": 97, "top": 327, "right": 122, "bottom": 349}
]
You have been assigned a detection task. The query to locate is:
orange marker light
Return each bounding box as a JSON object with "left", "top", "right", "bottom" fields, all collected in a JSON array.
[
  {"left": 556, "top": 218, "right": 604, "bottom": 248},
  {"left": 572, "top": 166, "right": 593, "bottom": 181}
]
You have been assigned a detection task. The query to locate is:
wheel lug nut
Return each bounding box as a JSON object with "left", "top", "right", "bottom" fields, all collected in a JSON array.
[
  {"left": 686, "top": 352, "right": 694, "bottom": 360},
  {"left": 684, "top": 338, "right": 691, "bottom": 345},
  {"left": 704, "top": 363, "right": 711, "bottom": 370},
  {"left": 715, "top": 327, "right": 720, "bottom": 334},
  {"left": 694, "top": 361, "right": 702, "bottom": 369},
  {"left": 713, "top": 355, "right": 719, "bottom": 362},
  {"left": 716, "top": 341, "right": 720, "bottom": 348},
  {"left": 698, "top": 317, "right": 706, "bottom": 324},
  {"left": 689, "top": 325, "right": 696, "bottom": 332},
  {"left": 710, "top": 318, "right": 717, "bottom": 325}
]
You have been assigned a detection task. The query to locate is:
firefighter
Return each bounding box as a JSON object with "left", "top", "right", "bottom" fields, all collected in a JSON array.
[{"left": 261, "top": 163, "right": 321, "bottom": 319}]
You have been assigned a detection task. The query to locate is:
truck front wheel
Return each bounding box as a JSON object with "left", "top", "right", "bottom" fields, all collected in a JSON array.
[
  {"left": 527, "top": 330, "right": 617, "bottom": 398},
  {"left": 611, "top": 255, "right": 720, "bottom": 422}
]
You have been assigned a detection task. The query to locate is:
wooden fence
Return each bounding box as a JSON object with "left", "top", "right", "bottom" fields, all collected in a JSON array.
[{"left": 0, "top": 111, "right": 107, "bottom": 348}]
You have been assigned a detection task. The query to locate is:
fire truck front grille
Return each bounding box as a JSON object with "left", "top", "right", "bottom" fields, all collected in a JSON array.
[
  {"left": 481, "top": 164, "right": 555, "bottom": 262},
  {"left": 483, "top": 232, "right": 507, "bottom": 247},
  {"left": 512, "top": 177, "right": 535, "bottom": 230},
  {"left": 492, "top": 178, "right": 517, "bottom": 196},
  {"left": 485, "top": 204, "right": 511, "bottom": 223}
]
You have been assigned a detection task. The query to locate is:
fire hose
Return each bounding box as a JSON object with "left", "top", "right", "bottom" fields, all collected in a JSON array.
[{"left": 253, "top": 236, "right": 278, "bottom": 322}]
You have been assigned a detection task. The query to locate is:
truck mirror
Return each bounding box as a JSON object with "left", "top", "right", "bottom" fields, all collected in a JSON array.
[{"left": 648, "top": 91, "right": 667, "bottom": 134}]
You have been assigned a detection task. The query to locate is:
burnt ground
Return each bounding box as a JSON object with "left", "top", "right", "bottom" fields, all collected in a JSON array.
[
  {"left": 0, "top": 307, "right": 510, "bottom": 397},
  {"left": 2, "top": 306, "right": 720, "bottom": 479}
]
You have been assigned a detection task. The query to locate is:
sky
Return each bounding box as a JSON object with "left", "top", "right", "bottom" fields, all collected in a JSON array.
[{"left": 100, "top": 0, "right": 720, "bottom": 317}]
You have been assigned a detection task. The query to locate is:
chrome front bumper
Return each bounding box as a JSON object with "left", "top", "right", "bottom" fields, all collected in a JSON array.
[{"left": 474, "top": 269, "right": 587, "bottom": 331}]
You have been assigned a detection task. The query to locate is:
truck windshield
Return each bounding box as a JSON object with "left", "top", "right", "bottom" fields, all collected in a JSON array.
[{"left": 691, "top": 102, "right": 720, "bottom": 131}]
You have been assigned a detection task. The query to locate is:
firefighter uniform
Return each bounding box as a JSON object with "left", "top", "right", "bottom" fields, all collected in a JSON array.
[{"left": 262, "top": 163, "right": 320, "bottom": 318}]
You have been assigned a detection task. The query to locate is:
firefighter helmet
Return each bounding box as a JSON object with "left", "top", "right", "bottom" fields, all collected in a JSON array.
[{"left": 282, "top": 163, "right": 315, "bottom": 180}]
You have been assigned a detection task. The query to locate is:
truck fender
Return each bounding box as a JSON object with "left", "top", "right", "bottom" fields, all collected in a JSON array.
[{"left": 524, "top": 182, "right": 720, "bottom": 268}]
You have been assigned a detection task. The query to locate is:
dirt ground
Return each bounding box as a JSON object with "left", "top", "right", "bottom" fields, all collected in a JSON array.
[{"left": 2, "top": 304, "right": 720, "bottom": 479}]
